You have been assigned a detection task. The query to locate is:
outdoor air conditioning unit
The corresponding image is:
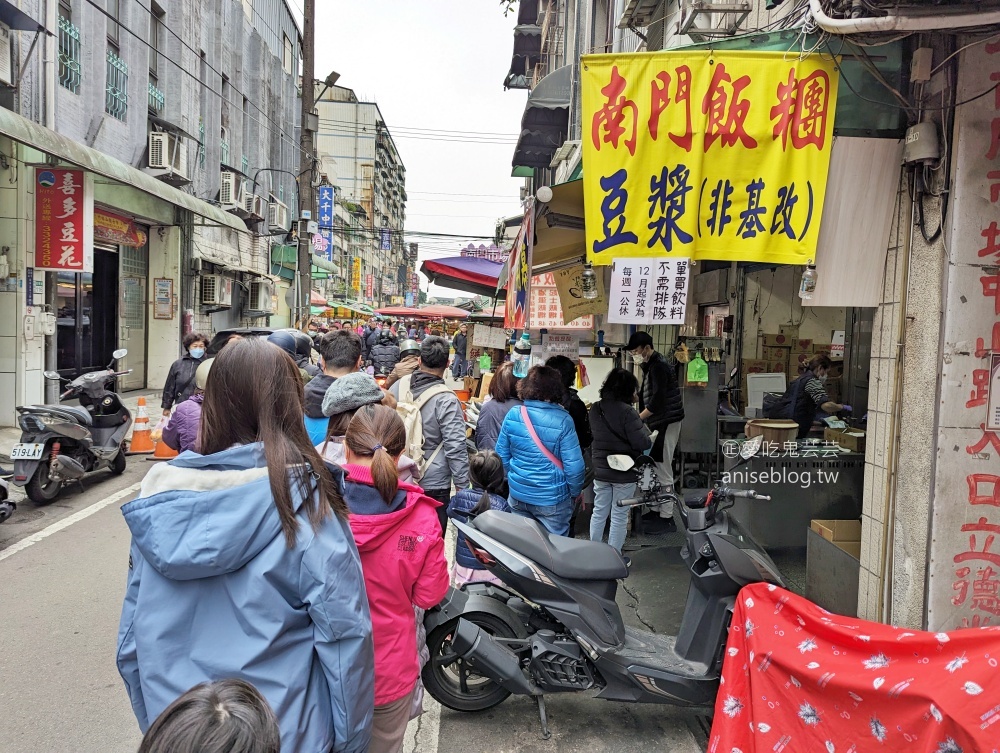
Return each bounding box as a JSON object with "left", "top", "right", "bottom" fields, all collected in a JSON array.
[
  {"left": 244, "top": 192, "right": 267, "bottom": 220},
  {"left": 201, "top": 274, "right": 233, "bottom": 307},
  {"left": 246, "top": 278, "right": 275, "bottom": 314},
  {"left": 268, "top": 198, "right": 290, "bottom": 233},
  {"left": 148, "top": 132, "right": 190, "bottom": 183},
  {"left": 219, "top": 171, "right": 247, "bottom": 212}
]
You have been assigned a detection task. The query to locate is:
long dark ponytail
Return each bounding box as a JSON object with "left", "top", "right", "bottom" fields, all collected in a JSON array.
[{"left": 344, "top": 404, "right": 407, "bottom": 505}]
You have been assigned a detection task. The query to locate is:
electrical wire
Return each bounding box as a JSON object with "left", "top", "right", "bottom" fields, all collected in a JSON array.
[{"left": 931, "top": 31, "right": 1000, "bottom": 75}]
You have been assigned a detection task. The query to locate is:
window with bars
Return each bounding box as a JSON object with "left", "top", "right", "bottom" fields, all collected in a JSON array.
[
  {"left": 57, "top": 9, "right": 81, "bottom": 94},
  {"left": 148, "top": 3, "right": 164, "bottom": 110},
  {"left": 220, "top": 127, "right": 230, "bottom": 166},
  {"left": 241, "top": 154, "right": 249, "bottom": 174},
  {"left": 105, "top": 48, "right": 129, "bottom": 120}
]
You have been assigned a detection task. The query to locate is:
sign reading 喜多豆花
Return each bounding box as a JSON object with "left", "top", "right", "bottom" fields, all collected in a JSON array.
[{"left": 581, "top": 50, "right": 839, "bottom": 265}]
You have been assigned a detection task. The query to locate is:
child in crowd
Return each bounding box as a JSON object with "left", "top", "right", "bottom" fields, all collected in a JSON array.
[
  {"left": 447, "top": 450, "right": 510, "bottom": 587},
  {"left": 341, "top": 404, "right": 450, "bottom": 753},
  {"left": 137, "top": 679, "right": 280, "bottom": 753},
  {"left": 316, "top": 372, "right": 419, "bottom": 483}
]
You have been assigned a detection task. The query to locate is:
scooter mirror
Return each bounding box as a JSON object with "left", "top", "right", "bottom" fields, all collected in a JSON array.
[
  {"left": 43, "top": 370, "right": 61, "bottom": 380},
  {"left": 607, "top": 454, "right": 635, "bottom": 472},
  {"left": 112, "top": 348, "right": 128, "bottom": 360},
  {"left": 739, "top": 435, "right": 764, "bottom": 460},
  {"left": 730, "top": 366, "right": 738, "bottom": 379}
]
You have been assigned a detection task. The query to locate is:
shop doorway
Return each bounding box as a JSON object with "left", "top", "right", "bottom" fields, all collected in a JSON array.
[{"left": 56, "top": 248, "right": 118, "bottom": 378}]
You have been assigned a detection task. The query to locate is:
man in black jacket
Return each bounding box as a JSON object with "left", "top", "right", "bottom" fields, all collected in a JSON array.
[{"left": 627, "top": 331, "right": 684, "bottom": 532}]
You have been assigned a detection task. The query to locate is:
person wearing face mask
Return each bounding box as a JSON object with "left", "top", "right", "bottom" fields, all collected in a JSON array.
[
  {"left": 161, "top": 332, "right": 208, "bottom": 417},
  {"left": 791, "top": 354, "right": 851, "bottom": 439},
  {"left": 626, "top": 331, "right": 684, "bottom": 533}
]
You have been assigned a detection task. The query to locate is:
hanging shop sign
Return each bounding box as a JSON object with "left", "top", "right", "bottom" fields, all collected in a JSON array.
[
  {"left": 607, "top": 257, "right": 690, "bottom": 325},
  {"left": 34, "top": 168, "right": 94, "bottom": 272},
  {"left": 317, "top": 185, "right": 335, "bottom": 229},
  {"left": 505, "top": 209, "right": 533, "bottom": 330},
  {"left": 365, "top": 274, "right": 373, "bottom": 299},
  {"left": 530, "top": 273, "right": 594, "bottom": 331},
  {"left": 472, "top": 325, "right": 509, "bottom": 350},
  {"left": 581, "top": 51, "right": 838, "bottom": 265},
  {"left": 553, "top": 264, "right": 607, "bottom": 323},
  {"left": 380, "top": 228, "right": 391, "bottom": 251},
  {"left": 352, "top": 258, "right": 362, "bottom": 295},
  {"left": 93, "top": 208, "right": 148, "bottom": 247}
]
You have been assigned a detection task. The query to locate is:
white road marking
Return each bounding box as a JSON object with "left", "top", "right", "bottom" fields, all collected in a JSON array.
[{"left": 0, "top": 481, "right": 142, "bottom": 563}]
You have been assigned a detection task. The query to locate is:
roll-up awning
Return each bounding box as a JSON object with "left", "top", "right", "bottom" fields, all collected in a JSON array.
[{"left": 511, "top": 65, "right": 572, "bottom": 169}]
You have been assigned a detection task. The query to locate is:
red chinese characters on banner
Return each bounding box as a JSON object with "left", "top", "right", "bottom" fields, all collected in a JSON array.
[
  {"left": 591, "top": 66, "right": 639, "bottom": 156},
  {"left": 952, "top": 44, "right": 1000, "bottom": 627},
  {"left": 701, "top": 63, "right": 757, "bottom": 151},
  {"left": 647, "top": 65, "right": 693, "bottom": 151},
  {"left": 34, "top": 168, "right": 90, "bottom": 272},
  {"left": 770, "top": 68, "right": 832, "bottom": 151}
]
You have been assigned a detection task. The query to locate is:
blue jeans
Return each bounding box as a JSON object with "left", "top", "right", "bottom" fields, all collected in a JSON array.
[
  {"left": 509, "top": 496, "right": 573, "bottom": 537},
  {"left": 591, "top": 480, "right": 635, "bottom": 552}
]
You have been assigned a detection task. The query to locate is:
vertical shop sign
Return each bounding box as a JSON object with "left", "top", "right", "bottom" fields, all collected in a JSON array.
[
  {"left": 34, "top": 168, "right": 93, "bottom": 273},
  {"left": 352, "top": 258, "right": 362, "bottom": 295},
  {"left": 927, "top": 41, "right": 1000, "bottom": 629},
  {"left": 505, "top": 209, "right": 533, "bottom": 329},
  {"left": 154, "top": 278, "right": 174, "bottom": 319},
  {"left": 365, "top": 274, "right": 373, "bottom": 299},
  {"left": 581, "top": 51, "right": 838, "bottom": 265},
  {"left": 317, "top": 186, "right": 335, "bottom": 228},
  {"left": 989, "top": 354, "right": 1000, "bottom": 432},
  {"left": 380, "top": 228, "right": 391, "bottom": 251},
  {"left": 607, "top": 257, "right": 690, "bottom": 325},
  {"left": 25, "top": 267, "right": 33, "bottom": 306}
]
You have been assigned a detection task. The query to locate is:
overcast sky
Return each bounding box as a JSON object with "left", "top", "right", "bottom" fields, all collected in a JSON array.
[{"left": 314, "top": 1, "right": 528, "bottom": 299}]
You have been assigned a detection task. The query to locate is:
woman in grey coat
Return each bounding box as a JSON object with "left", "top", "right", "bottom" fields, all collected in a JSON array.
[{"left": 474, "top": 362, "right": 522, "bottom": 450}]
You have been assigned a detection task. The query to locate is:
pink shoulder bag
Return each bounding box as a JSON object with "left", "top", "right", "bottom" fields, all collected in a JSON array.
[{"left": 520, "top": 406, "right": 564, "bottom": 471}]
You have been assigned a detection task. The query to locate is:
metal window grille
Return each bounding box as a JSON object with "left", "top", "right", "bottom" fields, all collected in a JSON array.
[
  {"left": 241, "top": 154, "right": 249, "bottom": 174},
  {"left": 278, "top": 185, "right": 284, "bottom": 203},
  {"left": 198, "top": 120, "right": 206, "bottom": 168},
  {"left": 147, "top": 81, "right": 164, "bottom": 112},
  {"left": 58, "top": 16, "right": 81, "bottom": 93},
  {"left": 105, "top": 48, "right": 129, "bottom": 120},
  {"left": 220, "top": 140, "right": 230, "bottom": 166}
]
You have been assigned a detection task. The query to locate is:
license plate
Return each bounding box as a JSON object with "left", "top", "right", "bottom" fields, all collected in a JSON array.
[{"left": 11, "top": 443, "right": 45, "bottom": 460}]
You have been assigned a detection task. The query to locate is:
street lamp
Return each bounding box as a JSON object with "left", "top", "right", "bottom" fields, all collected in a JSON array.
[{"left": 315, "top": 70, "right": 341, "bottom": 102}]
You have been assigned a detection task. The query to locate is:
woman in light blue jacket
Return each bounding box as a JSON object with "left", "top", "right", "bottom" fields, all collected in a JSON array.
[
  {"left": 117, "top": 338, "right": 374, "bottom": 753},
  {"left": 496, "top": 365, "right": 586, "bottom": 536}
]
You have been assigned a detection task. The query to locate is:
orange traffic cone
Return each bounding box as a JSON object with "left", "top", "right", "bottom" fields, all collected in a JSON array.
[
  {"left": 128, "top": 397, "right": 155, "bottom": 454},
  {"left": 148, "top": 437, "right": 179, "bottom": 461}
]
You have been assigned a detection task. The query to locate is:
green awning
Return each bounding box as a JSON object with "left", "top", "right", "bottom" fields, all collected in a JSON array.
[
  {"left": 270, "top": 244, "right": 339, "bottom": 277},
  {"left": 0, "top": 107, "right": 248, "bottom": 232}
]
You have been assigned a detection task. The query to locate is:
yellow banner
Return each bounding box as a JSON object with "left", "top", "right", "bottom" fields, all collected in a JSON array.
[{"left": 581, "top": 51, "right": 838, "bottom": 265}]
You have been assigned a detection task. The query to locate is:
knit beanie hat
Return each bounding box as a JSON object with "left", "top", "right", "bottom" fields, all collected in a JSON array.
[{"left": 322, "top": 371, "right": 385, "bottom": 417}]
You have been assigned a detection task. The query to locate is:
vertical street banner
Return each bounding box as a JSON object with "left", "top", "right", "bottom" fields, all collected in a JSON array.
[
  {"left": 380, "top": 227, "right": 391, "bottom": 251},
  {"left": 505, "top": 209, "right": 533, "bottom": 330},
  {"left": 34, "top": 168, "right": 94, "bottom": 272},
  {"left": 365, "top": 274, "right": 373, "bottom": 299},
  {"left": 581, "top": 51, "right": 838, "bottom": 265},
  {"left": 607, "top": 257, "right": 690, "bottom": 325},
  {"left": 317, "top": 185, "right": 335, "bottom": 228},
  {"left": 352, "top": 258, "right": 362, "bottom": 295}
]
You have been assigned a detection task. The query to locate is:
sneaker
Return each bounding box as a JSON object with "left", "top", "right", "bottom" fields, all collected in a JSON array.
[{"left": 622, "top": 556, "right": 632, "bottom": 568}]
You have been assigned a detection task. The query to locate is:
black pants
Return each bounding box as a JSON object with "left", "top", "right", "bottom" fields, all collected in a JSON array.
[{"left": 423, "top": 488, "right": 450, "bottom": 534}]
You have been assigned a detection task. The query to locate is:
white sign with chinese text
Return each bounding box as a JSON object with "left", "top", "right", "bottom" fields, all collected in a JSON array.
[{"left": 607, "top": 257, "right": 690, "bottom": 325}]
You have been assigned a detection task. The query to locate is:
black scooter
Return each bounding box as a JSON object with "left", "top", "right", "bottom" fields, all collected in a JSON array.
[
  {"left": 422, "top": 436, "right": 782, "bottom": 738},
  {"left": 11, "top": 349, "right": 133, "bottom": 503}
]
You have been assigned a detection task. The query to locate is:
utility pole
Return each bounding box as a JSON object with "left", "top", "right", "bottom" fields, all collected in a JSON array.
[{"left": 297, "top": 0, "right": 316, "bottom": 328}]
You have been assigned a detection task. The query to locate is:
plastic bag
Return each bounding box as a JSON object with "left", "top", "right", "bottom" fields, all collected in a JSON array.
[{"left": 150, "top": 416, "right": 168, "bottom": 443}]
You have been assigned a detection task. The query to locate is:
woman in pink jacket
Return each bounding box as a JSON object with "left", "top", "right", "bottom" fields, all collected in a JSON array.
[{"left": 341, "top": 404, "right": 449, "bottom": 753}]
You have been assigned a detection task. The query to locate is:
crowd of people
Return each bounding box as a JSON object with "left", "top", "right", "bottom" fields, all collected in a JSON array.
[{"left": 136, "top": 324, "right": 683, "bottom": 752}]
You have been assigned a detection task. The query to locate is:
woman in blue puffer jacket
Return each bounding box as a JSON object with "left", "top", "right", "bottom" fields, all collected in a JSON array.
[
  {"left": 496, "top": 365, "right": 586, "bottom": 537},
  {"left": 117, "top": 338, "right": 374, "bottom": 753}
]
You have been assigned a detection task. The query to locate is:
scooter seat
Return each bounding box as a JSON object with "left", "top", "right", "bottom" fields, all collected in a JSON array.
[
  {"left": 23, "top": 405, "right": 92, "bottom": 425},
  {"left": 473, "top": 510, "right": 629, "bottom": 581}
]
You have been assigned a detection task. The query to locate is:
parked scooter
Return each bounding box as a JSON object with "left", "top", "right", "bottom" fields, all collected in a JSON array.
[
  {"left": 422, "top": 435, "right": 780, "bottom": 737},
  {"left": 11, "top": 349, "right": 133, "bottom": 504}
]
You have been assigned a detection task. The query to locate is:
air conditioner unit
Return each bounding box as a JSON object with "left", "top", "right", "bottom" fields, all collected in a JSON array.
[
  {"left": 148, "top": 132, "right": 190, "bottom": 183},
  {"left": 201, "top": 274, "right": 233, "bottom": 307},
  {"left": 246, "top": 278, "right": 275, "bottom": 314},
  {"left": 268, "top": 198, "right": 290, "bottom": 233},
  {"left": 244, "top": 192, "right": 266, "bottom": 220},
  {"left": 220, "top": 171, "right": 247, "bottom": 212}
]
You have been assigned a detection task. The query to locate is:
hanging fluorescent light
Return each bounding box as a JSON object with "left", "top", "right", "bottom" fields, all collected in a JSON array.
[
  {"left": 581, "top": 262, "right": 599, "bottom": 300},
  {"left": 545, "top": 213, "right": 585, "bottom": 231}
]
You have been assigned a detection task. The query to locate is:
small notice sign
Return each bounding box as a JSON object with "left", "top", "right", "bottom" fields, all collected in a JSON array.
[{"left": 607, "top": 257, "right": 690, "bottom": 325}]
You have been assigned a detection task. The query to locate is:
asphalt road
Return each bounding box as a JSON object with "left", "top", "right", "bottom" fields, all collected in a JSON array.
[{"left": 0, "top": 460, "right": 704, "bottom": 753}]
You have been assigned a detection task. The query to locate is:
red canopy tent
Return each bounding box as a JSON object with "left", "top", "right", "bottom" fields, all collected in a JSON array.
[{"left": 375, "top": 305, "right": 470, "bottom": 320}]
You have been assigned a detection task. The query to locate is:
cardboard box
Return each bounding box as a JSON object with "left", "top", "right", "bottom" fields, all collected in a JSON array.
[
  {"left": 477, "top": 372, "right": 493, "bottom": 399},
  {"left": 811, "top": 518, "right": 862, "bottom": 543},
  {"left": 767, "top": 361, "right": 788, "bottom": 373},
  {"left": 824, "top": 427, "right": 866, "bottom": 453},
  {"left": 790, "top": 338, "right": 814, "bottom": 353},
  {"left": 779, "top": 324, "right": 799, "bottom": 338},
  {"left": 742, "top": 359, "right": 768, "bottom": 375},
  {"left": 792, "top": 352, "right": 813, "bottom": 370},
  {"left": 762, "top": 333, "right": 793, "bottom": 347},
  {"left": 763, "top": 346, "right": 790, "bottom": 363}
]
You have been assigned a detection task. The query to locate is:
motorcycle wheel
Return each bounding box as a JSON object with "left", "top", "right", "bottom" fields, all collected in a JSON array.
[
  {"left": 0, "top": 501, "right": 14, "bottom": 523},
  {"left": 26, "top": 463, "right": 61, "bottom": 504},
  {"left": 110, "top": 450, "right": 127, "bottom": 475},
  {"left": 422, "top": 613, "right": 518, "bottom": 712}
]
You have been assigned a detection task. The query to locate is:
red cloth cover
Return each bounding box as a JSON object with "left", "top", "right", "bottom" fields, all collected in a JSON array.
[{"left": 710, "top": 583, "right": 1000, "bottom": 753}]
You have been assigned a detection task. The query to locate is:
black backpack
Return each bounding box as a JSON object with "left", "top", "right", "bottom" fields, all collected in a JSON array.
[{"left": 762, "top": 376, "right": 803, "bottom": 419}]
